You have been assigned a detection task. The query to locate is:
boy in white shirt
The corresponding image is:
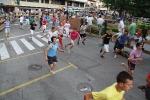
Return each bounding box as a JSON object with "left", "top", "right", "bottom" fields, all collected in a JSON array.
[{"left": 64, "top": 21, "right": 71, "bottom": 37}]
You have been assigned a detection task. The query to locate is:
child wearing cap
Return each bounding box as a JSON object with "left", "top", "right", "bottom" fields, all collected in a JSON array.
[{"left": 133, "top": 32, "right": 144, "bottom": 50}]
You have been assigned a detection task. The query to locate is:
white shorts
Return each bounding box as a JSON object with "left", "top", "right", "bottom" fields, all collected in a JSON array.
[
  {"left": 30, "top": 30, "right": 34, "bottom": 35},
  {"left": 104, "top": 44, "right": 109, "bottom": 52},
  {"left": 5, "top": 28, "right": 10, "bottom": 33},
  {"left": 70, "top": 39, "right": 74, "bottom": 44},
  {"left": 42, "top": 25, "right": 46, "bottom": 30}
]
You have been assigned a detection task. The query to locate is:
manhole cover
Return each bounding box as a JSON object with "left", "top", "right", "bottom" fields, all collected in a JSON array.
[
  {"left": 77, "top": 83, "right": 93, "bottom": 93},
  {"left": 28, "top": 64, "right": 42, "bottom": 71}
]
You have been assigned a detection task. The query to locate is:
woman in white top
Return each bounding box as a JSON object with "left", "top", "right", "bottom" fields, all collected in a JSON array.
[{"left": 64, "top": 21, "right": 71, "bottom": 37}]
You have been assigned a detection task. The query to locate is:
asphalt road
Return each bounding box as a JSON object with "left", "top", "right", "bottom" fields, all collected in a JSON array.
[{"left": 0, "top": 21, "right": 150, "bottom": 100}]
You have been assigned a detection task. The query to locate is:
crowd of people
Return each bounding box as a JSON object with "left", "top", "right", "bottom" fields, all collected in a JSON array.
[{"left": 3, "top": 9, "right": 150, "bottom": 100}]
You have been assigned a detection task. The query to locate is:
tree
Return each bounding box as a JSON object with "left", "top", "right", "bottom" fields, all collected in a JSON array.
[{"left": 101, "top": 0, "right": 150, "bottom": 17}]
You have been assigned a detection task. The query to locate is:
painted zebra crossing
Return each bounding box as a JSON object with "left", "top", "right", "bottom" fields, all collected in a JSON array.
[{"left": 0, "top": 35, "right": 49, "bottom": 60}]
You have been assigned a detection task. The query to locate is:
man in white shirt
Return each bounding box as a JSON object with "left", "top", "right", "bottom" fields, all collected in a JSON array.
[
  {"left": 41, "top": 27, "right": 58, "bottom": 44},
  {"left": 20, "top": 15, "right": 24, "bottom": 29},
  {"left": 117, "top": 18, "right": 124, "bottom": 34},
  {"left": 64, "top": 21, "right": 71, "bottom": 37},
  {"left": 87, "top": 15, "right": 93, "bottom": 34},
  {"left": 97, "top": 15, "right": 104, "bottom": 36}
]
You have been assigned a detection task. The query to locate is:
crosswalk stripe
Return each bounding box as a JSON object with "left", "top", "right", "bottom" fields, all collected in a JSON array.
[
  {"left": 10, "top": 40, "right": 24, "bottom": 55},
  {"left": 32, "top": 37, "right": 44, "bottom": 47},
  {"left": 36, "top": 35, "right": 48, "bottom": 43},
  {"left": 0, "top": 43, "right": 10, "bottom": 60},
  {"left": 20, "top": 38, "right": 35, "bottom": 50}
]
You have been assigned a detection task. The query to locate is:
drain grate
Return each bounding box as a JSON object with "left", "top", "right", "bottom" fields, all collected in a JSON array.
[
  {"left": 77, "top": 83, "right": 93, "bottom": 93},
  {"left": 28, "top": 64, "right": 42, "bottom": 71}
]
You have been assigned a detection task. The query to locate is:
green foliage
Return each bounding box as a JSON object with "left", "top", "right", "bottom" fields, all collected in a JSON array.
[
  {"left": 101, "top": 0, "right": 150, "bottom": 17},
  {"left": 137, "top": 24, "right": 150, "bottom": 29},
  {"left": 17, "top": 0, "right": 20, "bottom": 5}
]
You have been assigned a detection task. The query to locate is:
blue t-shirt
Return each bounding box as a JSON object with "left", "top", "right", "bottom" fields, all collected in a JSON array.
[
  {"left": 47, "top": 43, "right": 58, "bottom": 57},
  {"left": 118, "top": 34, "right": 129, "bottom": 44},
  {"left": 26, "top": 15, "right": 29, "bottom": 19},
  {"left": 4, "top": 21, "right": 10, "bottom": 28}
]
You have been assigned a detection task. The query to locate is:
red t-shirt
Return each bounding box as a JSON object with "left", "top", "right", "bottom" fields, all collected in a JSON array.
[
  {"left": 69, "top": 30, "right": 80, "bottom": 40},
  {"left": 62, "top": 21, "right": 66, "bottom": 26},
  {"left": 42, "top": 19, "right": 46, "bottom": 25},
  {"left": 147, "top": 73, "right": 150, "bottom": 86}
]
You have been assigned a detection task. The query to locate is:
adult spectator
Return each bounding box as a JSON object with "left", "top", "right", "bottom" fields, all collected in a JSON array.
[
  {"left": 87, "top": 15, "right": 93, "bottom": 34},
  {"left": 128, "top": 19, "right": 136, "bottom": 47},
  {"left": 97, "top": 15, "right": 104, "bottom": 36},
  {"left": 117, "top": 18, "right": 125, "bottom": 35}
]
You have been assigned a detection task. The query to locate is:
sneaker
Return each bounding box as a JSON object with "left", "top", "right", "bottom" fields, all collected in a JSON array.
[
  {"left": 114, "top": 55, "right": 117, "bottom": 59},
  {"left": 101, "top": 55, "right": 104, "bottom": 58},
  {"left": 68, "top": 50, "right": 70, "bottom": 53},
  {"left": 120, "top": 63, "right": 125, "bottom": 67},
  {"left": 82, "top": 42, "right": 85, "bottom": 45},
  {"left": 138, "top": 86, "right": 145, "bottom": 92},
  {"left": 100, "top": 49, "right": 102, "bottom": 53},
  {"left": 29, "top": 37, "right": 32, "bottom": 39},
  {"left": 50, "top": 71, "right": 55, "bottom": 74},
  {"left": 65, "top": 44, "right": 67, "bottom": 48},
  {"left": 77, "top": 41, "right": 79, "bottom": 45}
]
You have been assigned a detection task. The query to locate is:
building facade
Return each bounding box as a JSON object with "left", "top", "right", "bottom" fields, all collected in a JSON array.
[{"left": 0, "top": 0, "right": 102, "bottom": 11}]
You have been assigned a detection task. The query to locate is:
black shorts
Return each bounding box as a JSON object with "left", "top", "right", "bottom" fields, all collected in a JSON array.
[
  {"left": 47, "top": 56, "right": 58, "bottom": 65},
  {"left": 116, "top": 42, "right": 124, "bottom": 50},
  {"left": 80, "top": 33, "right": 86, "bottom": 38},
  {"left": 20, "top": 22, "right": 23, "bottom": 25},
  {"left": 128, "top": 61, "right": 136, "bottom": 70},
  {"left": 48, "top": 41, "right": 51, "bottom": 44}
]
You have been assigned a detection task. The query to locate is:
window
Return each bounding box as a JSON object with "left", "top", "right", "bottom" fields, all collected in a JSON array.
[
  {"left": 67, "top": 1, "right": 72, "bottom": 6},
  {"left": 74, "top": 2, "right": 79, "bottom": 7},
  {"left": 41, "top": 0, "right": 44, "bottom": 3},
  {"left": 45, "top": 0, "right": 49, "bottom": 4},
  {"left": 80, "top": 3, "right": 84, "bottom": 7},
  {"left": 27, "top": 0, "right": 39, "bottom": 2},
  {"left": 51, "top": 0, "right": 65, "bottom": 5}
]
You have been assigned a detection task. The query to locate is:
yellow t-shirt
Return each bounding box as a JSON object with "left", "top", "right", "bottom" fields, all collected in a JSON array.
[{"left": 92, "top": 83, "right": 125, "bottom": 100}]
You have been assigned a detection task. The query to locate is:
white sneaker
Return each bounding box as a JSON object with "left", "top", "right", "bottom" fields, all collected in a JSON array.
[
  {"left": 120, "top": 63, "right": 125, "bottom": 67},
  {"left": 50, "top": 71, "right": 55, "bottom": 74},
  {"left": 29, "top": 37, "right": 32, "bottom": 39},
  {"left": 68, "top": 50, "right": 70, "bottom": 53},
  {"left": 114, "top": 55, "right": 117, "bottom": 59}
]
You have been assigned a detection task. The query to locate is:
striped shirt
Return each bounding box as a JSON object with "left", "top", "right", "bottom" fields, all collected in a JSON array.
[{"left": 4, "top": 21, "right": 10, "bottom": 28}]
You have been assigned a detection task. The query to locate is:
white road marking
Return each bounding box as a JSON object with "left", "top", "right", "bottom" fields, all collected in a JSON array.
[
  {"left": 0, "top": 30, "right": 49, "bottom": 41},
  {"left": 36, "top": 35, "right": 48, "bottom": 43},
  {"left": 10, "top": 40, "right": 24, "bottom": 55},
  {"left": 0, "top": 43, "right": 10, "bottom": 60},
  {"left": 32, "top": 37, "right": 44, "bottom": 47},
  {"left": 20, "top": 38, "right": 35, "bottom": 50}
]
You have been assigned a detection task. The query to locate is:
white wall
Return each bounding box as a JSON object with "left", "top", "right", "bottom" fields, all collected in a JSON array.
[
  {"left": 0, "top": 0, "right": 11, "bottom": 5},
  {"left": 11, "top": 1, "right": 60, "bottom": 8}
]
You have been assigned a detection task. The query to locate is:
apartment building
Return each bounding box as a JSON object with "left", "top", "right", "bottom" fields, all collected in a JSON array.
[{"left": 0, "top": 0, "right": 102, "bottom": 12}]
